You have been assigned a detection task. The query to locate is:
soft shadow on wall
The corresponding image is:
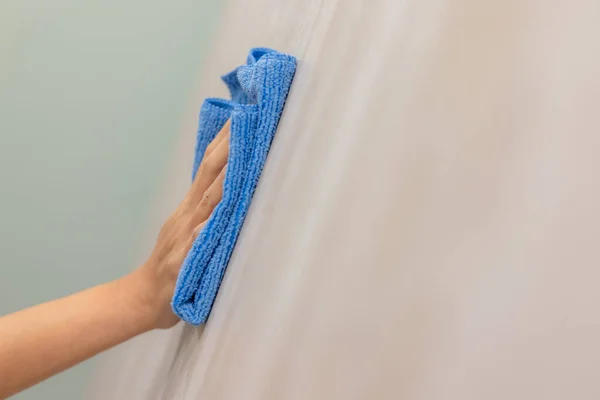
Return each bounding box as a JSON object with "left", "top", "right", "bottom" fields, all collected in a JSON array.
[{"left": 0, "top": 1, "right": 222, "bottom": 399}]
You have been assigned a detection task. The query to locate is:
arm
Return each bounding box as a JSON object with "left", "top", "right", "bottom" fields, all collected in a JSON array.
[{"left": 0, "top": 121, "right": 231, "bottom": 399}]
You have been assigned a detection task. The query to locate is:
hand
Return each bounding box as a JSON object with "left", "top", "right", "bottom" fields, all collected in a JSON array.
[
  {"left": 136, "top": 120, "right": 230, "bottom": 329},
  {"left": 0, "top": 121, "right": 231, "bottom": 398}
]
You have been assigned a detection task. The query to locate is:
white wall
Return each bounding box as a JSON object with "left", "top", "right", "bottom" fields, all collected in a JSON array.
[
  {"left": 89, "top": 1, "right": 600, "bottom": 399},
  {"left": 0, "top": 1, "right": 221, "bottom": 399}
]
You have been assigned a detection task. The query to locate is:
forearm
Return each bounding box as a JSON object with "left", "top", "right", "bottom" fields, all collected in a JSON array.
[
  {"left": 0, "top": 121, "right": 230, "bottom": 398},
  {"left": 0, "top": 268, "right": 157, "bottom": 398}
]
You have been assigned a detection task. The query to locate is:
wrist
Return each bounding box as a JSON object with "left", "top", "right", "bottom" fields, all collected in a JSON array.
[
  {"left": 118, "top": 267, "right": 163, "bottom": 331},
  {"left": 126, "top": 261, "right": 180, "bottom": 330}
]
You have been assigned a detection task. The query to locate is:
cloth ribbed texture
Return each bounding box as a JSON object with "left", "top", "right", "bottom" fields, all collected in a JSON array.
[{"left": 172, "top": 48, "right": 297, "bottom": 325}]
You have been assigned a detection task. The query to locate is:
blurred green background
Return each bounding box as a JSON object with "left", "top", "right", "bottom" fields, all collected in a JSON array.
[{"left": 0, "top": 1, "right": 222, "bottom": 398}]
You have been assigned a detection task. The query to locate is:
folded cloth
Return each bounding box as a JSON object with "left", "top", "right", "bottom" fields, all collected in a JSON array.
[{"left": 172, "top": 48, "right": 297, "bottom": 325}]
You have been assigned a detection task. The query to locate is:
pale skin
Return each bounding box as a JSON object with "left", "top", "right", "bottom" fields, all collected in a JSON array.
[{"left": 0, "top": 121, "right": 231, "bottom": 399}]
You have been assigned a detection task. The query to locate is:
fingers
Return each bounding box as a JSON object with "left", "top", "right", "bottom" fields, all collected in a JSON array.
[
  {"left": 204, "top": 120, "right": 230, "bottom": 159},
  {"left": 192, "top": 222, "right": 205, "bottom": 238},
  {"left": 185, "top": 221, "right": 207, "bottom": 252},
  {"left": 185, "top": 165, "right": 226, "bottom": 250},
  {"left": 192, "top": 164, "right": 227, "bottom": 227},
  {"left": 181, "top": 119, "right": 229, "bottom": 246},
  {"left": 190, "top": 126, "right": 230, "bottom": 203}
]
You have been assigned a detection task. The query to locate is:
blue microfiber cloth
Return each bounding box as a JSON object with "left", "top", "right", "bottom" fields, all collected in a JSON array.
[{"left": 172, "top": 48, "right": 297, "bottom": 325}]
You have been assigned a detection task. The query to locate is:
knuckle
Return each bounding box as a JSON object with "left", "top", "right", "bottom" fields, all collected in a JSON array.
[
  {"left": 193, "top": 225, "right": 203, "bottom": 236},
  {"left": 199, "top": 192, "right": 214, "bottom": 209},
  {"left": 165, "top": 214, "right": 177, "bottom": 227},
  {"left": 185, "top": 220, "right": 197, "bottom": 234}
]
